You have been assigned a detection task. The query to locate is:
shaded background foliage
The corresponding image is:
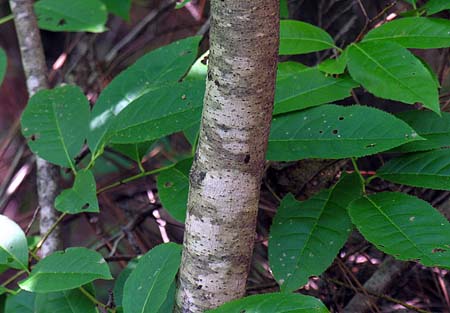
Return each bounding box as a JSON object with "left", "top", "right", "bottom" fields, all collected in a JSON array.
[{"left": 0, "top": 0, "right": 449, "bottom": 312}]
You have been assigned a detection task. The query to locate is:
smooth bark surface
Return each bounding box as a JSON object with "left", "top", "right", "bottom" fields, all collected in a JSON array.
[
  {"left": 175, "top": 1, "right": 279, "bottom": 312},
  {"left": 9, "top": 0, "right": 61, "bottom": 257}
]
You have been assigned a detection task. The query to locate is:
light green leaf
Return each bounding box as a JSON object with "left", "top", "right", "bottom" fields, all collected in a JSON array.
[
  {"left": 55, "top": 170, "right": 99, "bottom": 214},
  {"left": 274, "top": 62, "right": 357, "bottom": 115},
  {"left": 363, "top": 17, "right": 450, "bottom": 49},
  {"left": 378, "top": 149, "right": 450, "bottom": 190},
  {"left": 176, "top": 0, "right": 191, "bottom": 9},
  {"left": 207, "top": 293, "right": 329, "bottom": 313},
  {"left": 100, "top": 0, "right": 131, "bottom": 20},
  {"left": 424, "top": 0, "right": 450, "bottom": 15},
  {"left": 317, "top": 51, "right": 347, "bottom": 75},
  {"left": 123, "top": 243, "right": 182, "bottom": 313},
  {"left": 157, "top": 158, "right": 192, "bottom": 222},
  {"left": 4, "top": 291, "right": 35, "bottom": 313},
  {"left": 349, "top": 192, "right": 450, "bottom": 268},
  {"left": 21, "top": 85, "right": 90, "bottom": 168},
  {"left": 19, "top": 248, "right": 112, "bottom": 293},
  {"left": 269, "top": 174, "right": 362, "bottom": 292},
  {"left": 347, "top": 42, "right": 440, "bottom": 114},
  {"left": 35, "top": 284, "right": 98, "bottom": 313},
  {"left": 394, "top": 110, "right": 450, "bottom": 152},
  {"left": 88, "top": 36, "right": 203, "bottom": 155},
  {"left": 35, "top": 0, "right": 107, "bottom": 32},
  {"left": 267, "top": 104, "right": 422, "bottom": 161},
  {"left": 279, "top": 20, "right": 336, "bottom": 55},
  {"left": 0, "top": 215, "right": 28, "bottom": 270},
  {"left": 0, "top": 48, "right": 6, "bottom": 85}
]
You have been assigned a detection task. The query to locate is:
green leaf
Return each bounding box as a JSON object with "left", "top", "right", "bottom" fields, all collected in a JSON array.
[
  {"left": 394, "top": 110, "right": 450, "bottom": 152},
  {"left": 123, "top": 243, "right": 182, "bottom": 313},
  {"left": 363, "top": 17, "right": 450, "bottom": 49},
  {"left": 279, "top": 20, "right": 336, "bottom": 55},
  {"left": 176, "top": 0, "right": 191, "bottom": 9},
  {"left": 269, "top": 173, "right": 362, "bottom": 292},
  {"left": 267, "top": 104, "right": 422, "bottom": 161},
  {"left": 157, "top": 158, "right": 192, "bottom": 222},
  {"left": 0, "top": 215, "right": 28, "bottom": 270},
  {"left": 207, "top": 293, "right": 329, "bottom": 313},
  {"left": 280, "top": 0, "right": 289, "bottom": 18},
  {"left": 35, "top": 0, "right": 107, "bottom": 32},
  {"left": 378, "top": 149, "right": 450, "bottom": 190},
  {"left": 100, "top": 0, "right": 131, "bottom": 20},
  {"left": 4, "top": 291, "right": 35, "bottom": 313},
  {"left": 347, "top": 42, "right": 440, "bottom": 114},
  {"left": 349, "top": 192, "right": 450, "bottom": 268},
  {"left": 110, "top": 141, "right": 155, "bottom": 163},
  {"left": 21, "top": 85, "right": 90, "bottom": 168},
  {"left": 88, "top": 36, "right": 203, "bottom": 155},
  {"left": 274, "top": 62, "right": 357, "bottom": 115},
  {"left": 0, "top": 48, "right": 6, "bottom": 85},
  {"left": 19, "top": 248, "right": 112, "bottom": 293},
  {"left": 113, "top": 259, "right": 138, "bottom": 307},
  {"left": 55, "top": 170, "right": 99, "bottom": 214},
  {"left": 35, "top": 284, "right": 98, "bottom": 313},
  {"left": 424, "top": 0, "right": 450, "bottom": 15},
  {"left": 317, "top": 51, "right": 347, "bottom": 75}
]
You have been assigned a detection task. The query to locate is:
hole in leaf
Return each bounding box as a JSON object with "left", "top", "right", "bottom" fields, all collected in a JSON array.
[
  {"left": 164, "top": 181, "right": 174, "bottom": 188},
  {"left": 332, "top": 129, "right": 338, "bottom": 134},
  {"left": 338, "top": 116, "right": 344, "bottom": 120},
  {"left": 57, "top": 19, "right": 67, "bottom": 26},
  {"left": 29, "top": 134, "right": 39, "bottom": 141},
  {"left": 82, "top": 203, "right": 90, "bottom": 210},
  {"left": 319, "top": 130, "right": 323, "bottom": 134},
  {"left": 365, "top": 143, "right": 376, "bottom": 148},
  {"left": 432, "top": 248, "right": 446, "bottom": 253}
]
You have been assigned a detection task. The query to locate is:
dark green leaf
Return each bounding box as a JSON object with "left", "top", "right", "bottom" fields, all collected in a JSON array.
[
  {"left": 55, "top": 170, "right": 99, "bottom": 214},
  {"left": 113, "top": 259, "right": 138, "bottom": 307},
  {"left": 157, "top": 158, "right": 192, "bottom": 222},
  {"left": 347, "top": 42, "right": 440, "bottom": 114},
  {"left": 280, "top": 0, "right": 289, "bottom": 18},
  {"left": 269, "top": 174, "right": 362, "bottom": 292},
  {"left": 88, "top": 36, "right": 202, "bottom": 155},
  {"left": 207, "top": 293, "right": 329, "bottom": 313},
  {"left": 0, "top": 215, "right": 28, "bottom": 270},
  {"left": 35, "top": 284, "right": 98, "bottom": 313},
  {"left": 176, "top": 0, "right": 191, "bottom": 9},
  {"left": 267, "top": 104, "right": 422, "bottom": 161},
  {"left": 110, "top": 141, "right": 155, "bottom": 163},
  {"left": 35, "top": 0, "right": 107, "bottom": 32},
  {"left": 378, "top": 149, "right": 450, "bottom": 190},
  {"left": 123, "top": 243, "right": 182, "bottom": 313},
  {"left": 349, "top": 192, "right": 450, "bottom": 268},
  {"left": 394, "top": 110, "right": 450, "bottom": 152},
  {"left": 4, "top": 292, "right": 35, "bottom": 313},
  {"left": 280, "top": 20, "right": 336, "bottom": 55},
  {"left": 363, "top": 17, "right": 450, "bottom": 49},
  {"left": 0, "top": 48, "right": 6, "bottom": 85},
  {"left": 424, "top": 0, "right": 450, "bottom": 15},
  {"left": 100, "top": 0, "right": 130, "bottom": 20},
  {"left": 21, "top": 85, "right": 90, "bottom": 168},
  {"left": 19, "top": 248, "right": 112, "bottom": 293},
  {"left": 274, "top": 62, "right": 357, "bottom": 115}
]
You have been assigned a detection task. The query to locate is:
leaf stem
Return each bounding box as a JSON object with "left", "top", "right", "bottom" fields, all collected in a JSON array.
[
  {"left": 33, "top": 212, "right": 67, "bottom": 254},
  {"left": 0, "top": 14, "right": 13, "bottom": 25},
  {"left": 96, "top": 163, "right": 176, "bottom": 194},
  {"left": 79, "top": 286, "right": 115, "bottom": 312},
  {"left": 351, "top": 157, "right": 366, "bottom": 194}
]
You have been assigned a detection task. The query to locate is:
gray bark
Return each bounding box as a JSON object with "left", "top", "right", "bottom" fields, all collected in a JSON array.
[
  {"left": 175, "top": 1, "right": 279, "bottom": 312},
  {"left": 9, "top": 0, "right": 61, "bottom": 257}
]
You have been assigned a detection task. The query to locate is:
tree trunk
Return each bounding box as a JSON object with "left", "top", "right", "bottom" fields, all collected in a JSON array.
[
  {"left": 9, "top": 0, "right": 61, "bottom": 257},
  {"left": 175, "top": 1, "right": 279, "bottom": 312}
]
